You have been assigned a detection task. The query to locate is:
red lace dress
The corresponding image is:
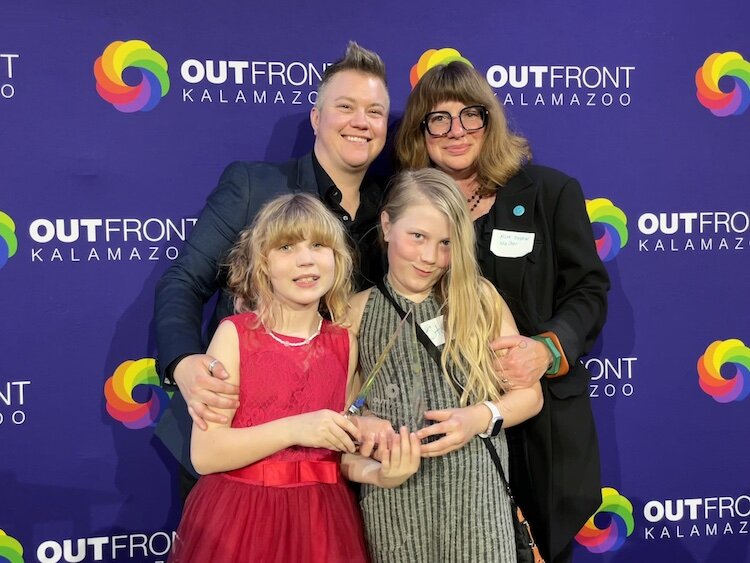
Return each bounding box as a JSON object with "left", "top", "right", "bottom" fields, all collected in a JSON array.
[{"left": 169, "top": 313, "right": 368, "bottom": 563}]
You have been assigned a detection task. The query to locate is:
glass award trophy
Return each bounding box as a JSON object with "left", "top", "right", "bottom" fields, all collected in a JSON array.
[{"left": 345, "top": 308, "right": 426, "bottom": 432}]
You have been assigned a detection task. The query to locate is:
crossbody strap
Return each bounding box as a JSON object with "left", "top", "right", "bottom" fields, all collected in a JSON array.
[
  {"left": 374, "top": 279, "right": 518, "bottom": 504},
  {"left": 375, "top": 279, "right": 442, "bottom": 366}
]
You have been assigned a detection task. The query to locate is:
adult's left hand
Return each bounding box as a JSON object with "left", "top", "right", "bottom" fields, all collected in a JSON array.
[
  {"left": 415, "top": 405, "right": 488, "bottom": 457},
  {"left": 491, "top": 335, "right": 551, "bottom": 389}
]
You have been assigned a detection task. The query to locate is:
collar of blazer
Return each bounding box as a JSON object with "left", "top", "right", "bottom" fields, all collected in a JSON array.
[
  {"left": 500, "top": 164, "right": 534, "bottom": 195},
  {"left": 294, "top": 152, "right": 320, "bottom": 194}
]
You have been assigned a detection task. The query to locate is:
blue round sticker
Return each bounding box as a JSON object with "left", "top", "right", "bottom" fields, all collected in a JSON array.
[{"left": 513, "top": 205, "right": 525, "bottom": 216}]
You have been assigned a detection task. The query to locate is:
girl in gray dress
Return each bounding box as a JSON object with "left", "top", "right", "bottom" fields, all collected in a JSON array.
[{"left": 342, "top": 169, "right": 543, "bottom": 563}]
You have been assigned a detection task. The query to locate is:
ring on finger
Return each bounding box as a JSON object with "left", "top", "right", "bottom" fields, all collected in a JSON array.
[{"left": 208, "top": 358, "right": 219, "bottom": 375}]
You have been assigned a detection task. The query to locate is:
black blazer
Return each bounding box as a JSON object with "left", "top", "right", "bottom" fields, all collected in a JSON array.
[
  {"left": 475, "top": 164, "right": 610, "bottom": 560},
  {"left": 152, "top": 154, "right": 321, "bottom": 474}
]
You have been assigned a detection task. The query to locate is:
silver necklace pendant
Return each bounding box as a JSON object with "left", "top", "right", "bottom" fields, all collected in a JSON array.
[{"left": 263, "top": 316, "right": 323, "bottom": 347}]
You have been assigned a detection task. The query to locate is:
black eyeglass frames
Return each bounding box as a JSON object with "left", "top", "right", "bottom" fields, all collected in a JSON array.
[{"left": 422, "top": 105, "right": 488, "bottom": 136}]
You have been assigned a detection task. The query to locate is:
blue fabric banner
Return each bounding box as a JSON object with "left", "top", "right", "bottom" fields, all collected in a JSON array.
[{"left": 1, "top": 2, "right": 748, "bottom": 561}]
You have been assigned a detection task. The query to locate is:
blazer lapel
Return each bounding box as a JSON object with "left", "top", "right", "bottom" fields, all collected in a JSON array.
[
  {"left": 295, "top": 152, "right": 320, "bottom": 195},
  {"left": 480, "top": 167, "right": 540, "bottom": 331}
]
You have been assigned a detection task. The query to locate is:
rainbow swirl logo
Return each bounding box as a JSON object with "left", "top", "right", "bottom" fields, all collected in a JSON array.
[
  {"left": 586, "top": 198, "right": 628, "bottom": 262},
  {"left": 104, "top": 358, "right": 171, "bottom": 429},
  {"left": 0, "top": 529, "right": 24, "bottom": 563},
  {"left": 575, "top": 487, "right": 634, "bottom": 553},
  {"left": 697, "top": 339, "right": 750, "bottom": 403},
  {"left": 94, "top": 40, "right": 170, "bottom": 113},
  {"left": 695, "top": 52, "right": 750, "bottom": 117},
  {"left": 0, "top": 211, "right": 18, "bottom": 270},
  {"left": 410, "top": 48, "right": 473, "bottom": 89}
]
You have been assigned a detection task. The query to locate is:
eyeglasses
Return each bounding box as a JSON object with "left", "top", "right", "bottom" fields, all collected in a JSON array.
[{"left": 422, "top": 105, "right": 489, "bottom": 136}]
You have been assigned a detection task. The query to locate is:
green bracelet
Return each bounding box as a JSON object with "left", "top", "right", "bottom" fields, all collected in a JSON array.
[{"left": 531, "top": 335, "right": 561, "bottom": 375}]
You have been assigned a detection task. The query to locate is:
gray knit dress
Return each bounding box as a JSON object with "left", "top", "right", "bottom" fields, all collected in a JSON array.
[{"left": 358, "top": 283, "right": 517, "bottom": 563}]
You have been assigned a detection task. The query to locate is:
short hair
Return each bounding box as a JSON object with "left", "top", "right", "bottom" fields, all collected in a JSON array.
[
  {"left": 225, "top": 193, "right": 353, "bottom": 326},
  {"left": 316, "top": 41, "right": 388, "bottom": 108},
  {"left": 395, "top": 62, "right": 531, "bottom": 190},
  {"left": 381, "top": 169, "right": 510, "bottom": 404}
]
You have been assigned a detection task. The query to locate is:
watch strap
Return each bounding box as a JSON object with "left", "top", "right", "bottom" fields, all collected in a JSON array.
[
  {"left": 478, "top": 400, "right": 503, "bottom": 438},
  {"left": 532, "top": 331, "right": 570, "bottom": 378}
]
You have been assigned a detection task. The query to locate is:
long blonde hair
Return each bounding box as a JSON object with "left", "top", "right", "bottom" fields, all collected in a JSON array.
[
  {"left": 226, "top": 193, "right": 353, "bottom": 326},
  {"left": 395, "top": 61, "right": 531, "bottom": 193},
  {"left": 381, "top": 169, "right": 509, "bottom": 404}
]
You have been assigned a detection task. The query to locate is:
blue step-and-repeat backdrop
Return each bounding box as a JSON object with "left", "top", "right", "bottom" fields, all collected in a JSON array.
[{"left": 2, "top": 2, "right": 748, "bottom": 562}]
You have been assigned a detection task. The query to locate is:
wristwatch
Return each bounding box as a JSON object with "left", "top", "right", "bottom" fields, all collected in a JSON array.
[{"left": 478, "top": 401, "right": 504, "bottom": 438}]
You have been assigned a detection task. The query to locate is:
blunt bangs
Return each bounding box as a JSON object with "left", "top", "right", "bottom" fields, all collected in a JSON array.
[
  {"left": 261, "top": 197, "right": 342, "bottom": 252},
  {"left": 417, "top": 63, "right": 493, "bottom": 113}
]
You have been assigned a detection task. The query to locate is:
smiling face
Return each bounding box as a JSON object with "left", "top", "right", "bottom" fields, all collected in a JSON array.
[
  {"left": 381, "top": 199, "right": 452, "bottom": 302},
  {"left": 311, "top": 70, "right": 389, "bottom": 175},
  {"left": 424, "top": 100, "right": 485, "bottom": 181},
  {"left": 266, "top": 238, "right": 336, "bottom": 312}
]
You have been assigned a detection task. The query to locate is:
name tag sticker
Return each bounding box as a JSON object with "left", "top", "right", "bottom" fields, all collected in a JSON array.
[
  {"left": 490, "top": 229, "right": 535, "bottom": 258},
  {"left": 420, "top": 315, "right": 445, "bottom": 347}
]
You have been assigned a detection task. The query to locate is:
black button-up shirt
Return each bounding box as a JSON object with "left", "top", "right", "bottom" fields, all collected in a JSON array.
[{"left": 312, "top": 152, "right": 385, "bottom": 290}]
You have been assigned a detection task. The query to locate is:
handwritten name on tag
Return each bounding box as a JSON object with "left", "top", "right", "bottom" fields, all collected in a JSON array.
[
  {"left": 490, "top": 229, "right": 535, "bottom": 258},
  {"left": 420, "top": 315, "right": 445, "bottom": 347}
]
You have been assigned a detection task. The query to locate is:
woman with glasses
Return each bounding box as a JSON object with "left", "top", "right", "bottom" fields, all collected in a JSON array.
[{"left": 395, "top": 62, "right": 610, "bottom": 563}]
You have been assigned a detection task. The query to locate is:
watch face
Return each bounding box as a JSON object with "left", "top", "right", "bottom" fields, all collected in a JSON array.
[{"left": 490, "top": 418, "right": 504, "bottom": 437}]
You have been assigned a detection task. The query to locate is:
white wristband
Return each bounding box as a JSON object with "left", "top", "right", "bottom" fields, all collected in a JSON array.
[{"left": 478, "top": 400, "right": 503, "bottom": 438}]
